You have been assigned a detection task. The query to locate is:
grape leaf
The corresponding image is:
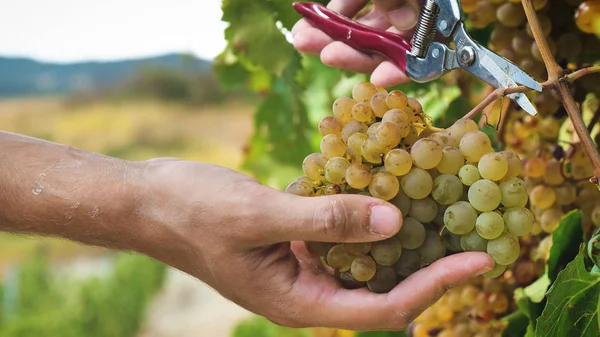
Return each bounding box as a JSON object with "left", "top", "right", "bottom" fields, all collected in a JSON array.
[
  {"left": 501, "top": 310, "right": 531, "bottom": 337},
  {"left": 547, "top": 211, "right": 584, "bottom": 282},
  {"left": 535, "top": 247, "right": 600, "bottom": 337}
]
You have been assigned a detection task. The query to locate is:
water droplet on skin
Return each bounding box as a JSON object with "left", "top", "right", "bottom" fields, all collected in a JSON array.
[{"left": 32, "top": 187, "right": 43, "bottom": 195}]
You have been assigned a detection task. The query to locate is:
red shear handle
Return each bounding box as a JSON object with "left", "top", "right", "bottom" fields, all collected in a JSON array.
[{"left": 293, "top": 2, "right": 411, "bottom": 71}]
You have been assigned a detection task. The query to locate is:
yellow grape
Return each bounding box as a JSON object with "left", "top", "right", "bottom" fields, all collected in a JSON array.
[
  {"left": 376, "top": 122, "right": 402, "bottom": 148},
  {"left": 369, "top": 172, "right": 400, "bottom": 200},
  {"left": 449, "top": 119, "right": 478, "bottom": 147},
  {"left": 499, "top": 151, "right": 523, "bottom": 178},
  {"left": 411, "top": 138, "right": 443, "bottom": 170},
  {"left": 524, "top": 157, "right": 546, "bottom": 178},
  {"left": 543, "top": 158, "right": 565, "bottom": 186},
  {"left": 384, "top": 149, "right": 413, "bottom": 176},
  {"left": 370, "top": 92, "right": 389, "bottom": 118},
  {"left": 324, "top": 157, "right": 351, "bottom": 184},
  {"left": 529, "top": 185, "right": 556, "bottom": 209},
  {"left": 320, "top": 134, "right": 347, "bottom": 159},
  {"left": 362, "top": 136, "right": 390, "bottom": 164},
  {"left": 459, "top": 131, "right": 493, "bottom": 162},
  {"left": 478, "top": 152, "right": 508, "bottom": 181},
  {"left": 332, "top": 97, "right": 355, "bottom": 124},
  {"left": 540, "top": 208, "right": 564, "bottom": 233},
  {"left": 318, "top": 116, "right": 342, "bottom": 137},
  {"left": 386, "top": 90, "right": 408, "bottom": 110},
  {"left": 352, "top": 81, "right": 378, "bottom": 103},
  {"left": 436, "top": 146, "right": 465, "bottom": 175},
  {"left": 575, "top": 1, "right": 600, "bottom": 34},
  {"left": 352, "top": 102, "right": 373, "bottom": 122},
  {"left": 341, "top": 120, "right": 368, "bottom": 143},
  {"left": 302, "top": 153, "right": 327, "bottom": 181},
  {"left": 346, "top": 163, "right": 372, "bottom": 189},
  {"left": 347, "top": 133, "right": 368, "bottom": 154}
]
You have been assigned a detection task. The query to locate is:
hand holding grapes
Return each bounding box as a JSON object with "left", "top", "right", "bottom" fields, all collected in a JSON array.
[
  {"left": 292, "top": 0, "right": 422, "bottom": 88},
  {"left": 141, "top": 158, "right": 494, "bottom": 330}
]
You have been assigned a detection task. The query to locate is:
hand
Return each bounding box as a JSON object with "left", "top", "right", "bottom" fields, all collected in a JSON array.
[
  {"left": 292, "top": 0, "right": 422, "bottom": 88},
  {"left": 139, "top": 158, "right": 494, "bottom": 331}
]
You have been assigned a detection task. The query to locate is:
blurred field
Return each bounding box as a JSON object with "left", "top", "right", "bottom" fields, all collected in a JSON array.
[{"left": 0, "top": 95, "right": 254, "bottom": 269}]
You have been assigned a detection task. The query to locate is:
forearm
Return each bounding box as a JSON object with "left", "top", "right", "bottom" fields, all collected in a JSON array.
[{"left": 0, "top": 131, "right": 154, "bottom": 252}]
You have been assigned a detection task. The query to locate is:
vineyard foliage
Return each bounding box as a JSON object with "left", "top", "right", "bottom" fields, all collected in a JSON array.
[
  {"left": 0, "top": 251, "right": 165, "bottom": 337},
  {"left": 218, "top": 0, "right": 600, "bottom": 336}
]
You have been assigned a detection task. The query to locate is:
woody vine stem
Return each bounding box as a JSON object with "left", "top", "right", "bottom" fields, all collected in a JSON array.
[{"left": 461, "top": 0, "right": 600, "bottom": 185}]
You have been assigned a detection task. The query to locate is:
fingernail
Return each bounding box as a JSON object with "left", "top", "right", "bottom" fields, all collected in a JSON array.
[
  {"left": 477, "top": 264, "right": 495, "bottom": 276},
  {"left": 387, "top": 6, "right": 418, "bottom": 31},
  {"left": 369, "top": 205, "right": 401, "bottom": 236}
]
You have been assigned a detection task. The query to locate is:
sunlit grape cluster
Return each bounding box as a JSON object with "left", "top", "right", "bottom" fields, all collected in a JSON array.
[
  {"left": 407, "top": 277, "right": 513, "bottom": 337},
  {"left": 286, "top": 81, "right": 533, "bottom": 293},
  {"left": 461, "top": 0, "right": 600, "bottom": 83}
]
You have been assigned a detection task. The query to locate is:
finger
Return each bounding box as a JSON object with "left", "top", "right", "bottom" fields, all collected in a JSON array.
[
  {"left": 320, "top": 42, "right": 385, "bottom": 75},
  {"left": 262, "top": 191, "right": 403, "bottom": 244},
  {"left": 290, "top": 241, "right": 330, "bottom": 273},
  {"left": 292, "top": 25, "right": 335, "bottom": 55},
  {"left": 327, "top": 0, "right": 370, "bottom": 17},
  {"left": 372, "top": 0, "right": 420, "bottom": 31},
  {"left": 370, "top": 61, "right": 412, "bottom": 87},
  {"left": 146, "top": 157, "right": 183, "bottom": 163},
  {"left": 300, "top": 252, "right": 494, "bottom": 331}
]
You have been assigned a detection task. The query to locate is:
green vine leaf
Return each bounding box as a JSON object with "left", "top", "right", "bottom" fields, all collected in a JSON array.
[
  {"left": 547, "top": 211, "right": 585, "bottom": 282},
  {"left": 535, "top": 247, "right": 600, "bottom": 337}
]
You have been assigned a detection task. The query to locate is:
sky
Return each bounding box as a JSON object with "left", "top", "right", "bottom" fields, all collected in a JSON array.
[{"left": 0, "top": 0, "right": 228, "bottom": 63}]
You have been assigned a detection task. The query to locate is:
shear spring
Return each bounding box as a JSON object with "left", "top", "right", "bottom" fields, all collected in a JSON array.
[{"left": 410, "top": 0, "right": 439, "bottom": 58}]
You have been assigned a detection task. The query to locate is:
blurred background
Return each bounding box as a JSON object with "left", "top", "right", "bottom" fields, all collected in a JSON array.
[{"left": 0, "top": 0, "right": 482, "bottom": 336}]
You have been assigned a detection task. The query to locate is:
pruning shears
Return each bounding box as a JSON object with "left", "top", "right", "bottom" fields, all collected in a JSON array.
[{"left": 293, "top": 0, "right": 543, "bottom": 116}]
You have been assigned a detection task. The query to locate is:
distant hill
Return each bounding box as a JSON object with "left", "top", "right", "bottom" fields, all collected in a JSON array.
[{"left": 0, "top": 53, "right": 212, "bottom": 98}]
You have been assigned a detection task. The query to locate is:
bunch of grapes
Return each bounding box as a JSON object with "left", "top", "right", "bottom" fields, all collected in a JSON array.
[
  {"left": 461, "top": 0, "right": 600, "bottom": 83},
  {"left": 407, "top": 277, "right": 513, "bottom": 337},
  {"left": 286, "top": 81, "right": 533, "bottom": 294}
]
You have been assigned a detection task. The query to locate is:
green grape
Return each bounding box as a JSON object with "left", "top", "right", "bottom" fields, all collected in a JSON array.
[
  {"left": 377, "top": 122, "right": 402, "bottom": 148},
  {"left": 408, "top": 197, "right": 438, "bottom": 224},
  {"left": 400, "top": 167, "right": 434, "bottom": 200},
  {"left": 540, "top": 208, "right": 564, "bottom": 233},
  {"left": 555, "top": 183, "right": 577, "bottom": 206},
  {"left": 475, "top": 212, "right": 505, "bottom": 240},
  {"left": 362, "top": 136, "right": 389, "bottom": 164},
  {"left": 432, "top": 174, "right": 464, "bottom": 205},
  {"left": 460, "top": 230, "right": 488, "bottom": 252},
  {"left": 502, "top": 207, "right": 534, "bottom": 236},
  {"left": 386, "top": 90, "right": 408, "bottom": 110},
  {"left": 443, "top": 230, "right": 463, "bottom": 252},
  {"left": 390, "top": 188, "right": 412, "bottom": 215},
  {"left": 444, "top": 201, "right": 478, "bottom": 235},
  {"left": 393, "top": 249, "right": 421, "bottom": 278},
  {"left": 478, "top": 152, "right": 508, "bottom": 181},
  {"left": 341, "top": 120, "right": 368, "bottom": 143},
  {"left": 347, "top": 133, "right": 368, "bottom": 154},
  {"left": 342, "top": 242, "right": 372, "bottom": 255},
  {"left": 434, "top": 204, "right": 448, "bottom": 227},
  {"left": 352, "top": 102, "right": 373, "bottom": 122},
  {"left": 449, "top": 119, "right": 478, "bottom": 147},
  {"left": 367, "top": 265, "right": 398, "bottom": 293},
  {"left": 332, "top": 97, "right": 355, "bottom": 124},
  {"left": 459, "top": 131, "right": 493, "bottom": 163},
  {"left": 346, "top": 163, "right": 372, "bottom": 189},
  {"left": 411, "top": 138, "right": 443, "bottom": 170},
  {"left": 458, "top": 164, "right": 481, "bottom": 186},
  {"left": 320, "top": 134, "right": 346, "bottom": 159},
  {"left": 384, "top": 148, "right": 413, "bottom": 176},
  {"left": 483, "top": 263, "right": 507, "bottom": 279},
  {"left": 370, "top": 237, "right": 403, "bottom": 266},
  {"left": 417, "top": 230, "right": 447, "bottom": 264},
  {"left": 318, "top": 116, "right": 342, "bottom": 137},
  {"left": 352, "top": 81, "right": 378, "bottom": 103},
  {"left": 369, "top": 172, "right": 400, "bottom": 200},
  {"left": 370, "top": 92, "right": 389, "bottom": 118},
  {"left": 351, "top": 255, "right": 377, "bottom": 282},
  {"left": 324, "top": 157, "right": 351, "bottom": 184},
  {"left": 302, "top": 153, "right": 327, "bottom": 181},
  {"left": 490, "top": 24, "right": 517, "bottom": 50},
  {"left": 468, "top": 179, "right": 502, "bottom": 212},
  {"left": 487, "top": 233, "right": 520, "bottom": 265},
  {"left": 499, "top": 151, "right": 523, "bottom": 178},
  {"left": 396, "top": 217, "right": 427, "bottom": 249},
  {"left": 326, "top": 244, "right": 356, "bottom": 271},
  {"left": 499, "top": 176, "right": 528, "bottom": 208},
  {"left": 436, "top": 146, "right": 465, "bottom": 175}
]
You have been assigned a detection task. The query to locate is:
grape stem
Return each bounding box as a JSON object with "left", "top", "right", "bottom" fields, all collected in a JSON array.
[{"left": 462, "top": 0, "right": 600, "bottom": 185}]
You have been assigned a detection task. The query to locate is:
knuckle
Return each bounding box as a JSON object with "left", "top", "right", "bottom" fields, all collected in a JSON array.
[{"left": 313, "top": 197, "right": 350, "bottom": 240}]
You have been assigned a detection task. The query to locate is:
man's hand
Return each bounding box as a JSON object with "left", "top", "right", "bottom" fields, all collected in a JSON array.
[
  {"left": 140, "top": 158, "right": 494, "bottom": 331},
  {"left": 292, "top": 0, "right": 422, "bottom": 88}
]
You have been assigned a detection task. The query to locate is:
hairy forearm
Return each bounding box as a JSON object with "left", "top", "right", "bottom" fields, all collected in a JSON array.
[{"left": 0, "top": 131, "right": 153, "bottom": 251}]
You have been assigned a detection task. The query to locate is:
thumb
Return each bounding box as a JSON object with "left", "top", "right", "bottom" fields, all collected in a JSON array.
[
  {"left": 372, "top": 0, "right": 421, "bottom": 31},
  {"left": 264, "top": 191, "right": 403, "bottom": 244}
]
